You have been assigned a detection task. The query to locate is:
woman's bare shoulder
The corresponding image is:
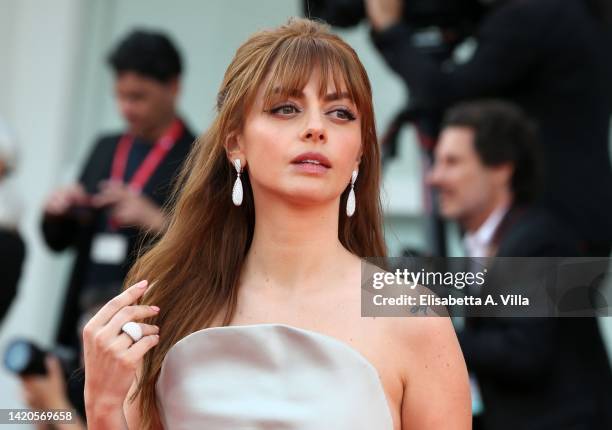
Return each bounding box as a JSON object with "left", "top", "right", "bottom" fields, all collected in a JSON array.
[
  {"left": 357, "top": 261, "right": 460, "bottom": 373},
  {"left": 384, "top": 313, "right": 457, "bottom": 353},
  {"left": 359, "top": 310, "right": 456, "bottom": 358},
  {"left": 359, "top": 259, "right": 449, "bottom": 317}
]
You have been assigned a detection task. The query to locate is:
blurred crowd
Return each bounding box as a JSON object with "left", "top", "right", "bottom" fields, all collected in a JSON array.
[{"left": 1, "top": 0, "right": 611, "bottom": 428}]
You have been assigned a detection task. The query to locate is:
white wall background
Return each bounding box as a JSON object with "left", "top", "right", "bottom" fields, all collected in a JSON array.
[{"left": 0, "top": 0, "right": 610, "bottom": 424}]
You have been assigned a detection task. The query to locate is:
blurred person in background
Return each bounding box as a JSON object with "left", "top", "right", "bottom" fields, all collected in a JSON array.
[
  {"left": 19, "top": 354, "right": 86, "bottom": 430},
  {"left": 429, "top": 100, "right": 576, "bottom": 257},
  {"left": 41, "top": 30, "right": 195, "bottom": 356},
  {"left": 366, "top": 0, "right": 612, "bottom": 255},
  {"left": 428, "top": 100, "right": 612, "bottom": 429},
  {"left": 0, "top": 116, "right": 25, "bottom": 326}
]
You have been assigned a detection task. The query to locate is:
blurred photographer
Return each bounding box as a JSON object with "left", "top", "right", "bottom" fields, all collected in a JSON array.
[
  {"left": 309, "top": 0, "right": 612, "bottom": 254},
  {"left": 41, "top": 30, "right": 195, "bottom": 355}
]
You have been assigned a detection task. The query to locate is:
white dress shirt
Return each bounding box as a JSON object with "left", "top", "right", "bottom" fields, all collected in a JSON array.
[
  {"left": 461, "top": 204, "right": 510, "bottom": 417},
  {"left": 463, "top": 204, "right": 510, "bottom": 258}
]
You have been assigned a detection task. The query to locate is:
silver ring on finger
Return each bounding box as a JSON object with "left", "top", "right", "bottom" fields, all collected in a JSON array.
[{"left": 121, "top": 321, "right": 143, "bottom": 342}]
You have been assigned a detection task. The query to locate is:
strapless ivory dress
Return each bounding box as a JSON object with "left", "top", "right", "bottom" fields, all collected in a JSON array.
[{"left": 156, "top": 323, "right": 394, "bottom": 429}]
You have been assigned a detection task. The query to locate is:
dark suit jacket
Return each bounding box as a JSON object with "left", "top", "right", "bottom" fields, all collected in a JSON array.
[
  {"left": 459, "top": 206, "right": 612, "bottom": 429},
  {"left": 372, "top": 0, "right": 612, "bottom": 242},
  {"left": 0, "top": 228, "right": 25, "bottom": 324},
  {"left": 42, "top": 122, "right": 195, "bottom": 350}
]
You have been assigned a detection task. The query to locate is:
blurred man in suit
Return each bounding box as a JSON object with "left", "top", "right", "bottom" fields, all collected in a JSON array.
[{"left": 428, "top": 100, "right": 612, "bottom": 429}]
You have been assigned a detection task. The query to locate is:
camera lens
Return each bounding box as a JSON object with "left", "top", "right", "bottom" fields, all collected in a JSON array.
[{"left": 3, "top": 339, "right": 47, "bottom": 376}]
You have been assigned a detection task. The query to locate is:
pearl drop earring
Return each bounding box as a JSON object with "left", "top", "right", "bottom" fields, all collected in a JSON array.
[
  {"left": 346, "top": 169, "right": 358, "bottom": 217},
  {"left": 232, "top": 159, "right": 243, "bottom": 206}
]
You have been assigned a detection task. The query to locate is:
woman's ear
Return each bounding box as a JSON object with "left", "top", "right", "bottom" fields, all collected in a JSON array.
[
  {"left": 224, "top": 132, "right": 246, "bottom": 167},
  {"left": 353, "top": 149, "right": 363, "bottom": 172}
]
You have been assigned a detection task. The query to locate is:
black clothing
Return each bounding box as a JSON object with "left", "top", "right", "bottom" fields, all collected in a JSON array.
[
  {"left": 0, "top": 228, "right": 25, "bottom": 324},
  {"left": 459, "top": 207, "right": 612, "bottom": 429}
]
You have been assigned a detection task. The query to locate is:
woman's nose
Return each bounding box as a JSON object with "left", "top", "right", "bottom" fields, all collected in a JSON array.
[
  {"left": 300, "top": 109, "right": 327, "bottom": 143},
  {"left": 300, "top": 127, "right": 327, "bottom": 143}
]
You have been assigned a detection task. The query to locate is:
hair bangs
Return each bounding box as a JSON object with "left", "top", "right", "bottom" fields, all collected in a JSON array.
[{"left": 259, "top": 35, "right": 367, "bottom": 113}]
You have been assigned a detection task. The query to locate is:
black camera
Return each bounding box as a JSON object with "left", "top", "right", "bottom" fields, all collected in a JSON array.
[
  {"left": 305, "top": 0, "right": 486, "bottom": 61},
  {"left": 3, "top": 338, "right": 77, "bottom": 377}
]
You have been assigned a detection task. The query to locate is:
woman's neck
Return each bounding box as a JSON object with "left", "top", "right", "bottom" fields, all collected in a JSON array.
[{"left": 242, "top": 197, "right": 351, "bottom": 292}]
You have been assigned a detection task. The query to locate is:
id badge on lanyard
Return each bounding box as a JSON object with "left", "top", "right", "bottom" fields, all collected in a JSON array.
[
  {"left": 90, "top": 233, "right": 129, "bottom": 264},
  {"left": 90, "top": 119, "right": 183, "bottom": 264}
]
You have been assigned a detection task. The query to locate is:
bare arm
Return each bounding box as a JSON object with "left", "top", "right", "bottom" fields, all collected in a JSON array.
[
  {"left": 87, "top": 375, "right": 151, "bottom": 430},
  {"left": 123, "top": 379, "right": 141, "bottom": 430},
  {"left": 123, "top": 371, "right": 164, "bottom": 430},
  {"left": 399, "top": 317, "right": 471, "bottom": 429},
  {"left": 87, "top": 402, "right": 128, "bottom": 429}
]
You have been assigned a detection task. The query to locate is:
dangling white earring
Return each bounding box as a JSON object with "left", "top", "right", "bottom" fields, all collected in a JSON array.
[
  {"left": 232, "top": 159, "right": 243, "bottom": 206},
  {"left": 346, "top": 169, "right": 358, "bottom": 217}
]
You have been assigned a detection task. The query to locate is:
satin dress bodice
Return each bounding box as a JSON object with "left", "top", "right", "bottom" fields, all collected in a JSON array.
[{"left": 156, "top": 323, "right": 394, "bottom": 429}]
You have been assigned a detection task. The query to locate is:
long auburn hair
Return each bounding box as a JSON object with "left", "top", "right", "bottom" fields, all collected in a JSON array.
[{"left": 126, "top": 17, "right": 387, "bottom": 428}]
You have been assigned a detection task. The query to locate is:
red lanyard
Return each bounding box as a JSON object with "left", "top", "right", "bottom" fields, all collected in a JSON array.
[
  {"left": 106, "top": 118, "right": 182, "bottom": 231},
  {"left": 111, "top": 118, "right": 183, "bottom": 193}
]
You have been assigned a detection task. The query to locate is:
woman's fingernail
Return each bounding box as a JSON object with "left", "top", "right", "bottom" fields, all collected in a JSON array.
[
  {"left": 136, "top": 280, "right": 148, "bottom": 289},
  {"left": 150, "top": 305, "right": 160, "bottom": 312}
]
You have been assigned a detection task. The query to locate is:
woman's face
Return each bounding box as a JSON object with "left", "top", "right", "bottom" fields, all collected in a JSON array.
[{"left": 235, "top": 70, "right": 362, "bottom": 208}]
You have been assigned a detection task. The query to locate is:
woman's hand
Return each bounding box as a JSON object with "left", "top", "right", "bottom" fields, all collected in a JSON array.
[{"left": 82, "top": 280, "right": 160, "bottom": 427}]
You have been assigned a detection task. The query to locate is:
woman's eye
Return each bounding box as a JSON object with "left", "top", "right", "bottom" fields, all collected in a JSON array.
[
  {"left": 329, "top": 108, "right": 357, "bottom": 121},
  {"left": 270, "top": 104, "right": 300, "bottom": 115}
]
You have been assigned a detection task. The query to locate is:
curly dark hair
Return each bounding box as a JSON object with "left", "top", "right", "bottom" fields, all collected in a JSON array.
[
  {"left": 442, "top": 100, "right": 543, "bottom": 204},
  {"left": 107, "top": 29, "right": 182, "bottom": 83}
]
